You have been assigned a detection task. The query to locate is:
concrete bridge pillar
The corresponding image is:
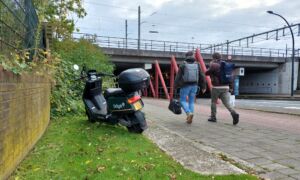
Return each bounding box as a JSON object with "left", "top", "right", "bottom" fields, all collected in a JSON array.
[{"left": 278, "top": 58, "right": 299, "bottom": 94}]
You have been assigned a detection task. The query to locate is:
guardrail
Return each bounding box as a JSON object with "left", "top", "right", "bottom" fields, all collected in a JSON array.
[{"left": 73, "top": 33, "right": 299, "bottom": 58}]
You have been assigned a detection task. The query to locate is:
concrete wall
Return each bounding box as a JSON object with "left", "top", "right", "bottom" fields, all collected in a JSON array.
[
  {"left": 0, "top": 66, "right": 51, "bottom": 179},
  {"left": 240, "top": 58, "right": 299, "bottom": 94},
  {"left": 240, "top": 69, "right": 279, "bottom": 94}
]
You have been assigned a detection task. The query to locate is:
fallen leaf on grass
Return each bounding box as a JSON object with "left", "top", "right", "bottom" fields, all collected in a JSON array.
[
  {"left": 122, "top": 167, "right": 129, "bottom": 172},
  {"left": 97, "top": 165, "right": 106, "bottom": 172},
  {"left": 142, "top": 164, "right": 155, "bottom": 171},
  {"left": 85, "top": 160, "right": 92, "bottom": 164},
  {"left": 33, "top": 168, "right": 40, "bottom": 171},
  {"left": 167, "top": 173, "right": 176, "bottom": 180},
  {"left": 45, "top": 169, "right": 62, "bottom": 174},
  {"left": 97, "top": 147, "right": 104, "bottom": 154}
]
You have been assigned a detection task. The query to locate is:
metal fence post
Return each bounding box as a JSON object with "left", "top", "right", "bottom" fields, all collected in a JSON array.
[
  {"left": 260, "top": 48, "right": 262, "bottom": 56},
  {"left": 241, "top": 47, "right": 243, "bottom": 56}
]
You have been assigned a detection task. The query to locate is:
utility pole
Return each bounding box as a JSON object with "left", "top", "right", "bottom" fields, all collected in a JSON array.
[
  {"left": 125, "top": 19, "right": 128, "bottom": 49},
  {"left": 138, "top": 6, "right": 141, "bottom": 51},
  {"left": 226, "top": 40, "right": 229, "bottom": 59}
]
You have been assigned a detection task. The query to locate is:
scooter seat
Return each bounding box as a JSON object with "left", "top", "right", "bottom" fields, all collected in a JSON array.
[{"left": 104, "top": 88, "right": 124, "bottom": 98}]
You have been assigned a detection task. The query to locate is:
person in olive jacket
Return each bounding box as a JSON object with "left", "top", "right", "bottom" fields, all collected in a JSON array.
[
  {"left": 205, "top": 52, "right": 239, "bottom": 125},
  {"left": 174, "top": 51, "right": 206, "bottom": 124}
]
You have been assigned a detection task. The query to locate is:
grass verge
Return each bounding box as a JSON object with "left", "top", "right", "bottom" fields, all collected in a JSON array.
[{"left": 11, "top": 115, "right": 257, "bottom": 180}]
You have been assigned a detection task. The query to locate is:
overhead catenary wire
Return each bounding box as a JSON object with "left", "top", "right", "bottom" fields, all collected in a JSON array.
[
  {"left": 82, "top": 1, "right": 276, "bottom": 29},
  {"left": 203, "top": 23, "right": 300, "bottom": 50}
]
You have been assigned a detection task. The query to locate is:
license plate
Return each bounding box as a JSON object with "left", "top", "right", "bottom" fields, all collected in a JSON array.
[{"left": 133, "top": 101, "right": 142, "bottom": 110}]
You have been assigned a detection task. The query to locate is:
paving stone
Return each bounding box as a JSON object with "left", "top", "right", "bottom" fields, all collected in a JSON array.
[
  {"left": 259, "top": 163, "right": 288, "bottom": 171},
  {"left": 229, "top": 151, "right": 260, "bottom": 160},
  {"left": 260, "top": 171, "right": 288, "bottom": 180},
  {"left": 259, "top": 151, "right": 287, "bottom": 161},
  {"left": 242, "top": 146, "right": 268, "bottom": 154},
  {"left": 286, "top": 153, "right": 300, "bottom": 159},
  {"left": 247, "top": 157, "right": 274, "bottom": 166},
  {"left": 276, "top": 159, "right": 300, "bottom": 170},
  {"left": 290, "top": 173, "right": 300, "bottom": 179},
  {"left": 277, "top": 168, "right": 300, "bottom": 175}
]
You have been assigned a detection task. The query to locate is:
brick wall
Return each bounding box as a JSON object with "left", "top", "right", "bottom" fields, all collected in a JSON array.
[{"left": 0, "top": 66, "right": 51, "bottom": 179}]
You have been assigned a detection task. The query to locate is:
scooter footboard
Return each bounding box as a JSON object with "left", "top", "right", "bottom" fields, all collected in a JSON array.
[{"left": 84, "top": 98, "right": 107, "bottom": 116}]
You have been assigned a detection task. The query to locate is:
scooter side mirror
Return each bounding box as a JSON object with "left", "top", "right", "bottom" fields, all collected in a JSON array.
[{"left": 73, "top": 64, "right": 79, "bottom": 71}]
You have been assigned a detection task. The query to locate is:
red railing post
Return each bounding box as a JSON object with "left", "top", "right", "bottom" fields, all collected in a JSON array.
[
  {"left": 155, "top": 66, "right": 159, "bottom": 98},
  {"left": 170, "top": 55, "right": 179, "bottom": 99},
  {"left": 149, "top": 80, "right": 156, "bottom": 98},
  {"left": 170, "top": 63, "right": 174, "bottom": 99},
  {"left": 195, "top": 48, "right": 213, "bottom": 91},
  {"left": 155, "top": 60, "right": 170, "bottom": 100}
]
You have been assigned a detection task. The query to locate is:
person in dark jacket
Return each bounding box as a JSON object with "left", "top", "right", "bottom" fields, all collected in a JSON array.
[
  {"left": 205, "top": 52, "right": 239, "bottom": 125},
  {"left": 174, "top": 51, "right": 206, "bottom": 124}
]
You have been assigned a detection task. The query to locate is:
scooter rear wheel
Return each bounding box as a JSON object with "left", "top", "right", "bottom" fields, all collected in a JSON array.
[
  {"left": 126, "top": 111, "right": 146, "bottom": 134},
  {"left": 127, "top": 124, "right": 144, "bottom": 133}
]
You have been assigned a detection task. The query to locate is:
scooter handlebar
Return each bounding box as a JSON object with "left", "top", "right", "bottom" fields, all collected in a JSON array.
[
  {"left": 74, "top": 76, "right": 87, "bottom": 81},
  {"left": 97, "top": 73, "right": 115, "bottom": 77}
]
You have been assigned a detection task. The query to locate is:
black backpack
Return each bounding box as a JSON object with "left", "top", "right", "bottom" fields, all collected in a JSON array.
[{"left": 220, "top": 61, "right": 235, "bottom": 84}]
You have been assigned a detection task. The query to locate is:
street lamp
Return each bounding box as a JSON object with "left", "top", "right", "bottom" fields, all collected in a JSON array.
[{"left": 267, "top": 10, "right": 295, "bottom": 97}]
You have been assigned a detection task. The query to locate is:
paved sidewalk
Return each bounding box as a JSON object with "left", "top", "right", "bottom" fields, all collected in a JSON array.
[{"left": 143, "top": 98, "right": 300, "bottom": 180}]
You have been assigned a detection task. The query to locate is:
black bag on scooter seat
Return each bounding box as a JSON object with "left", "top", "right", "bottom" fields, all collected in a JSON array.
[
  {"left": 168, "top": 99, "right": 182, "bottom": 115},
  {"left": 118, "top": 68, "right": 150, "bottom": 92}
]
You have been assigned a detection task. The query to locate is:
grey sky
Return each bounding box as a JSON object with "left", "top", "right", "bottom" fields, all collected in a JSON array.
[{"left": 75, "top": 0, "right": 300, "bottom": 50}]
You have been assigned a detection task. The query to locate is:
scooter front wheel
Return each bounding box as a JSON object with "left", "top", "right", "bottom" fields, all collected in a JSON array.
[
  {"left": 126, "top": 111, "right": 147, "bottom": 134},
  {"left": 86, "top": 109, "right": 96, "bottom": 123}
]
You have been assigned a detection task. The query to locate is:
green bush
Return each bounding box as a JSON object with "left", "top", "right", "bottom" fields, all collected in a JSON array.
[
  {"left": 50, "top": 39, "right": 115, "bottom": 117},
  {"left": 53, "top": 39, "right": 114, "bottom": 73},
  {"left": 50, "top": 59, "right": 84, "bottom": 117}
]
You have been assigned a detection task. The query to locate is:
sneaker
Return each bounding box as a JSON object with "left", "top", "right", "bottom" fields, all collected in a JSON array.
[
  {"left": 208, "top": 116, "right": 217, "bottom": 122},
  {"left": 186, "top": 113, "right": 193, "bottom": 124},
  {"left": 231, "top": 112, "right": 239, "bottom": 125}
]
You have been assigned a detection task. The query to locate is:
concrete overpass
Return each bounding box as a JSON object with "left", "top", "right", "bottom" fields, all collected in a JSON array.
[
  {"left": 73, "top": 34, "right": 299, "bottom": 95},
  {"left": 102, "top": 47, "right": 299, "bottom": 95},
  {"left": 102, "top": 47, "right": 285, "bottom": 68}
]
